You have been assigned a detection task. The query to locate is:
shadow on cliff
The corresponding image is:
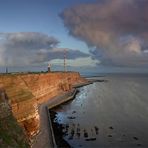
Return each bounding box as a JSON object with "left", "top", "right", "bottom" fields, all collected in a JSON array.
[{"left": 0, "top": 90, "right": 30, "bottom": 148}]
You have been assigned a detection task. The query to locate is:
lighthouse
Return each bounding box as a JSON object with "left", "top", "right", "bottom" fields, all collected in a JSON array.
[{"left": 48, "top": 64, "right": 51, "bottom": 72}]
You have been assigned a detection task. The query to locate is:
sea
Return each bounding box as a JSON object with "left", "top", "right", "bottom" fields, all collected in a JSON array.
[{"left": 51, "top": 74, "right": 148, "bottom": 148}]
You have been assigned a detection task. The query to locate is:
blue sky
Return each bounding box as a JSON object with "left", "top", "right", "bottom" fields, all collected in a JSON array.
[
  {"left": 0, "top": 0, "right": 96, "bottom": 73},
  {"left": 0, "top": 0, "right": 94, "bottom": 53},
  {"left": 0, "top": 0, "right": 148, "bottom": 73}
]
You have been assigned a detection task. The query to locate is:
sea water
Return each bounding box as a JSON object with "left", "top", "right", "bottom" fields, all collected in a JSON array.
[{"left": 52, "top": 74, "right": 148, "bottom": 147}]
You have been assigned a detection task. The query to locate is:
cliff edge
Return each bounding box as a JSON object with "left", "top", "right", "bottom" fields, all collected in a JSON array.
[{"left": 0, "top": 72, "right": 86, "bottom": 147}]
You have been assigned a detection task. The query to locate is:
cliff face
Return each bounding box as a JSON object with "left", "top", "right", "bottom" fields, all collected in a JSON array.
[
  {"left": 0, "top": 72, "right": 86, "bottom": 138},
  {"left": 0, "top": 89, "right": 29, "bottom": 147}
]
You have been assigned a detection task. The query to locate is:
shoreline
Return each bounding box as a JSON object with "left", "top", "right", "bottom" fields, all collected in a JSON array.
[{"left": 32, "top": 81, "right": 92, "bottom": 148}]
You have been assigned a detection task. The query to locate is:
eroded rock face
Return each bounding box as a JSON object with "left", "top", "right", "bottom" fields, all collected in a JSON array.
[
  {"left": 0, "top": 72, "right": 86, "bottom": 138},
  {"left": 0, "top": 89, "right": 29, "bottom": 147},
  {"left": 0, "top": 89, "right": 11, "bottom": 119}
]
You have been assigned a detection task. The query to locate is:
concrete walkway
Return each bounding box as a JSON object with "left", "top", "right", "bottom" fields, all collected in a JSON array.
[
  {"left": 32, "top": 82, "right": 91, "bottom": 148},
  {"left": 32, "top": 101, "right": 54, "bottom": 148},
  {"left": 32, "top": 90, "right": 76, "bottom": 148}
]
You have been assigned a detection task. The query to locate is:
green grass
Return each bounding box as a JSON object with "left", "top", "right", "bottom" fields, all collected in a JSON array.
[
  {"left": 0, "top": 115, "right": 29, "bottom": 148},
  {"left": 0, "top": 96, "right": 3, "bottom": 103}
]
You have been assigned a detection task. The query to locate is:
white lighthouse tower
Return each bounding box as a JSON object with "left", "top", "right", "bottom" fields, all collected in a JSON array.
[{"left": 48, "top": 63, "right": 51, "bottom": 72}]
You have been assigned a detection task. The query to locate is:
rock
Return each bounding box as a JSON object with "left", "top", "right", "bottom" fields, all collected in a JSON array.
[
  {"left": 0, "top": 138, "right": 3, "bottom": 144},
  {"left": 108, "top": 135, "right": 112, "bottom": 137},
  {"left": 85, "top": 138, "right": 96, "bottom": 141},
  {"left": 109, "top": 126, "right": 114, "bottom": 130},
  {"left": 133, "top": 137, "right": 138, "bottom": 140},
  {"left": 0, "top": 72, "right": 86, "bottom": 139}
]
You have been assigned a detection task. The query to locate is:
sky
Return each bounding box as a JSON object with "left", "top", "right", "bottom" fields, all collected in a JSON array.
[{"left": 0, "top": 0, "right": 148, "bottom": 73}]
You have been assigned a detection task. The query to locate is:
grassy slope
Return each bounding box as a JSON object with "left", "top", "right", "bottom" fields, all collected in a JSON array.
[
  {"left": 0, "top": 115, "right": 29, "bottom": 148},
  {"left": 0, "top": 75, "right": 30, "bottom": 147}
]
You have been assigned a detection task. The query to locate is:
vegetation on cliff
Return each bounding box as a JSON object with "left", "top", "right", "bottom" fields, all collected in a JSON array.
[
  {"left": 0, "top": 87, "right": 29, "bottom": 147},
  {"left": 0, "top": 115, "right": 29, "bottom": 148},
  {"left": 0, "top": 72, "right": 86, "bottom": 147}
]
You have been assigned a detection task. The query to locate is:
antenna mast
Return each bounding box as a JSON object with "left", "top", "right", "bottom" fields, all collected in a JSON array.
[{"left": 64, "top": 49, "right": 67, "bottom": 72}]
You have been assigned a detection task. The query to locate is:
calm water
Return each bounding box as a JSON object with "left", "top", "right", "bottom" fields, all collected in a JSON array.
[{"left": 52, "top": 75, "right": 148, "bottom": 148}]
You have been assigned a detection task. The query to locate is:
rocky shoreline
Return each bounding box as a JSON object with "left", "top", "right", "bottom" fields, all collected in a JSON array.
[
  {"left": 0, "top": 72, "right": 88, "bottom": 148},
  {"left": 31, "top": 82, "right": 90, "bottom": 148},
  {"left": 50, "top": 110, "right": 71, "bottom": 148}
]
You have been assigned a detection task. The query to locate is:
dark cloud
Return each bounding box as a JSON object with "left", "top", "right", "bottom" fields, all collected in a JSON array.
[
  {"left": 1, "top": 32, "right": 59, "bottom": 50},
  {"left": 0, "top": 32, "right": 59, "bottom": 66},
  {"left": 46, "top": 48, "right": 89, "bottom": 60},
  {"left": 0, "top": 32, "right": 89, "bottom": 67},
  {"left": 61, "top": 0, "right": 148, "bottom": 67}
]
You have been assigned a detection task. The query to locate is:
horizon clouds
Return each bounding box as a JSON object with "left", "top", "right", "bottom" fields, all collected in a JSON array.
[{"left": 0, "top": 32, "right": 93, "bottom": 68}]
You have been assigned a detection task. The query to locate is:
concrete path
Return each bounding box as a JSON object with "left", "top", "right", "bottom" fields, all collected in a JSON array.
[
  {"left": 32, "top": 102, "right": 53, "bottom": 148},
  {"left": 32, "top": 82, "right": 90, "bottom": 148},
  {"left": 32, "top": 91, "right": 75, "bottom": 148}
]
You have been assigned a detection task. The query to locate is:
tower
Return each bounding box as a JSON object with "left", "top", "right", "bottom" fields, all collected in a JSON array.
[
  {"left": 48, "top": 64, "right": 51, "bottom": 72},
  {"left": 64, "top": 49, "right": 66, "bottom": 72},
  {"left": 6, "top": 67, "right": 8, "bottom": 74}
]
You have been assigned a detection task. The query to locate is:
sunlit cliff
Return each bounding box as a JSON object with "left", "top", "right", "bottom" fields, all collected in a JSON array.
[{"left": 0, "top": 72, "right": 86, "bottom": 146}]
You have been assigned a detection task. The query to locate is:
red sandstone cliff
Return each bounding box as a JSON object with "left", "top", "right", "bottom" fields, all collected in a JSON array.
[{"left": 0, "top": 72, "right": 86, "bottom": 138}]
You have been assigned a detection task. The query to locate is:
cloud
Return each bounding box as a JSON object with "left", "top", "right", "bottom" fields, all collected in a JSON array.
[
  {"left": 61, "top": 0, "right": 148, "bottom": 67},
  {"left": 50, "top": 56, "right": 100, "bottom": 67},
  {"left": 1, "top": 32, "right": 59, "bottom": 50},
  {"left": 0, "top": 32, "right": 59, "bottom": 66},
  {"left": 0, "top": 32, "right": 90, "bottom": 67},
  {"left": 46, "top": 48, "right": 89, "bottom": 60}
]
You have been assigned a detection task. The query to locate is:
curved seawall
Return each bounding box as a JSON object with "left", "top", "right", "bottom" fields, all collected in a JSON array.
[{"left": 0, "top": 72, "right": 87, "bottom": 145}]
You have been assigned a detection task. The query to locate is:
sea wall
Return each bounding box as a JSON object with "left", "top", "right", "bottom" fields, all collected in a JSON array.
[{"left": 0, "top": 72, "right": 86, "bottom": 138}]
